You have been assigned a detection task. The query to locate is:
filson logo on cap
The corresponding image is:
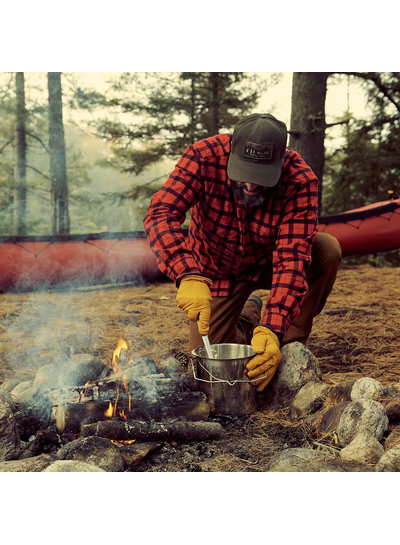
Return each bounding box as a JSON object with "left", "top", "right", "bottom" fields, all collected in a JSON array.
[{"left": 243, "top": 140, "right": 273, "bottom": 160}]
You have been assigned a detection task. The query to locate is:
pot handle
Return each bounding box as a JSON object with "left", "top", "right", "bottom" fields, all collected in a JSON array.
[{"left": 191, "top": 357, "right": 268, "bottom": 387}]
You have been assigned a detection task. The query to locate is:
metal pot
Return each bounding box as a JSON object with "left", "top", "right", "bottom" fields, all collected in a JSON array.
[{"left": 191, "top": 343, "right": 258, "bottom": 416}]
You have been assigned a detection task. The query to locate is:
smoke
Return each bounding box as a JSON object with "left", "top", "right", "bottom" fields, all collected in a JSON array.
[{"left": 2, "top": 285, "right": 108, "bottom": 380}]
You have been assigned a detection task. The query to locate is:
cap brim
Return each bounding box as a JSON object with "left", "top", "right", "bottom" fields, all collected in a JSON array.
[{"left": 227, "top": 154, "right": 283, "bottom": 188}]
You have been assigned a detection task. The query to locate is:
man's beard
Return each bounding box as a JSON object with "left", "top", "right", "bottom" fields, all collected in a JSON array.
[{"left": 232, "top": 182, "right": 270, "bottom": 207}]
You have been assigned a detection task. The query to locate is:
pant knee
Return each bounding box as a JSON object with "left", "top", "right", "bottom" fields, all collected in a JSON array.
[{"left": 313, "top": 232, "right": 342, "bottom": 267}]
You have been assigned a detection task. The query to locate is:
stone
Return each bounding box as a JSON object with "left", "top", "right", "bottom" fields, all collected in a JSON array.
[
  {"left": 125, "top": 358, "right": 158, "bottom": 380},
  {"left": 266, "top": 448, "right": 335, "bottom": 471},
  {"left": 10, "top": 380, "right": 33, "bottom": 399},
  {"left": 157, "top": 356, "right": 183, "bottom": 376},
  {"left": 375, "top": 444, "right": 400, "bottom": 472},
  {"left": 32, "top": 364, "right": 59, "bottom": 391},
  {"left": 351, "top": 377, "right": 385, "bottom": 402},
  {"left": 57, "top": 435, "right": 125, "bottom": 472},
  {"left": 0, "top": 453, "right": 54, "bottom": 472},
  {"left": 383, "top": 385, "right": 399, "bottom": 398},
  {"left": 383, "top": 426, "right": 400, "bottom": 451},
  {"left": 326, "top": 380, "right": 356, "bottom": 404},
  {"left": 1, "top": 377, "right": 20, "bottom": 392},
  {"left": 303, "top": 412, "right": 322, "bottom": 437},
  {"left": 289, "top": 380, "right": 330, "bottom": 420},
  {"left": 0, "top": 388, "right": 20, "bottom": 461},
  {"left": 117, "top": 441, "right": 161, "bottom": 469},
  {"left": 265, "top": 447, "right": 373, "bottom": 472},
  {"left": 19, "top": 428, "right": 61, "bottom": 459},
  {"left": 384, "top": 397, "right": 400, "bottom": 424},
  {"left": 44, "top": 460, "right": 106, "bottom": 472},
  {"left": 337, "top": 400, "right": 389, "bottom": 446},
  {"left": 60, "top": 353, "right": 105, "bottom": 386},
  {"left": 340, "top": 430, "right": 384, "bottom": 464},
  {"left": 16, "top": 386, "right": 36, "bottom": 406},
  {"left": 262, "top": 342, "right": 322, "bottom": 408},
  {"left": 320, "top": 402, "right": 349, "bottom": 434}
]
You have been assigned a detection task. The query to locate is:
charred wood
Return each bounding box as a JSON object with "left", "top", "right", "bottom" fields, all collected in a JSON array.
[
  {"left": 81, "top": 419, "right": 223, "bottom": 442},
  {"left": 15, "top": 374, "right": 210, "bottom": 436}
]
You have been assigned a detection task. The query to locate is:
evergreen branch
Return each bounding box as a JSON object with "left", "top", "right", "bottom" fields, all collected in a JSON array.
[
  {"left": 355, "top": 114, "right": 400, "bottom": 136},
  {"left": 25, "top": 130, "right": 50, "bottom": 154},
  {"left": 0, "top": 136, "right": 14, "bottom": 154},
  {"left": 341, "top": 72, "right": 400, "bottom": 113},
  {"left": 136, "top": 172, "right": 171, "bottom": 187},
  {"left": 26, "top": 165, "right": 51, "bottom": 181},
  {"left": 0, "top": 73, "right": 14, "bottom": 99},
  {"left": 325, "top": 119, "right": 350, "bottom": 128}
]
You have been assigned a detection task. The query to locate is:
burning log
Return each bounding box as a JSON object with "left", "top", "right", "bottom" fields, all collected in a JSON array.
[
  {"left": 15, "top": 374, "right": 210, "bottom": 437},
  {"left": 81, "top": 419, "right": 223, "bottom": 443}
]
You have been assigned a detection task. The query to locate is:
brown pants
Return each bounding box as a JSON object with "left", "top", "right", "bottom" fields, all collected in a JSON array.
[{"left": 189, "top": 232, "right": 342, "bottom": 352}]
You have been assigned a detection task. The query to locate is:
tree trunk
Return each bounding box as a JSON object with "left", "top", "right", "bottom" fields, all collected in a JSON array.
[
  {"left": 14, "top": 72, "right": 27, "bottom": 235},
  {"left": 209, "top": 72, "right": 220, "bottom": 134},
  {"left": 190, "top": 75, "right": 196, "bottom": 143},
  {"left": 47, "top": 72, "right": 70, "bottom": 234},
  {"left": 289, "top": 72, "right": 329, "bottom": 213}
]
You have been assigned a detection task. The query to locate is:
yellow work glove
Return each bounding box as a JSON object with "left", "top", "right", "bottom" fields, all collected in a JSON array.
[
  {"left": 246, "top": 326, "right": 281, "bottom": 392},
  {"left": 176, "top": 275, "right": 212, "bottom": 335}
]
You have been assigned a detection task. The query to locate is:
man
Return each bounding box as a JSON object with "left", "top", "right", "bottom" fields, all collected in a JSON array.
[{"left": 143, "top": 113, "right": 341, "bottom": 391}]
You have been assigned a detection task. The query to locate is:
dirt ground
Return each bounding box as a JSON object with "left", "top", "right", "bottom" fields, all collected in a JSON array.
[{"left": 1, "top": 263, "right": 400, "bottom": 471}]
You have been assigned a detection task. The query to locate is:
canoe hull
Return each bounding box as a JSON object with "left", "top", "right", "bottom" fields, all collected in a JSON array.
[
  {"left": 319, "top": 198, "right": 400, "bottom": 256},
  {"left": 1, "top": 198, "right": 399, "bottom": 291},
  {"left": 0, "top": 236, "right": 160, "bottom": 291}
]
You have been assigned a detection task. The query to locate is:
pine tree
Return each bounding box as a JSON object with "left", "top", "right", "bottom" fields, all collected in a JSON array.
[
  {"left": 14, "top": 72, "right": 27, "bottom": 234},
  {"left": 47, "top": 72, "right": 70, "bottom": 234},
  {"left": 75, "top": 72, "right": 266, "bottom": 176},
  {"left": 324, "top": 72, "right": 400, "bottom": 214}
]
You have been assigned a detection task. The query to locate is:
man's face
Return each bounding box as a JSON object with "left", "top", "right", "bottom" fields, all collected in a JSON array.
[{"left": 232, "top": 180, "right": 272, "bottom": 207}]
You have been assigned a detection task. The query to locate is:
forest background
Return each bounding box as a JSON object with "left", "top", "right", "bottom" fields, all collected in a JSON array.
[{"left": 1, "top": 71, "right": 400, "bottom": 265}]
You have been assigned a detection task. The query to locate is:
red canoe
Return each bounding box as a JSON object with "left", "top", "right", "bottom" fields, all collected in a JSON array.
[
  {"left": 1, "top": 198, "right": 399, "bottom": 292},
  {"left": 318, "top": 198, "right": 400, "bottom": 256}
]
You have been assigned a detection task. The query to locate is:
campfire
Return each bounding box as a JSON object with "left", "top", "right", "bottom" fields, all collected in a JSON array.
[{"left": 14, "top": 337, "right": 222, "bottom": 456}]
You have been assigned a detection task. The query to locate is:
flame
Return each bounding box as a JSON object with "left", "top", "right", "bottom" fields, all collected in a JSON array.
[
  {"left": 104, "top": 402, "right": 113, "bottom": 417},
  {"left": 83, "top": 381, "right": 91, "bottom": 397},
  {"left": 104, "top": 339, "right": 134, "bottom": 420},
  {"left": 111, "top": 439, "right": 136, "bottom": 446},
  {"left": 112, "top": 338, "right": 128, "bottom": 372},
  {"left": 113, "top": 383, "right": 120, "bottom": 416}
]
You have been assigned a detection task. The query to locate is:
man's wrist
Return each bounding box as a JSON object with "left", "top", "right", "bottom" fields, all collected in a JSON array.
[
  {"left": 176, "top": 274, "right": 213, "bottom": 288},
  {"left": 252, "top": 324, "right": 283, "bottom": 346}
]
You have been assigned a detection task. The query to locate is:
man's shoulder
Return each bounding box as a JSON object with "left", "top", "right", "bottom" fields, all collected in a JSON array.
[
  {"left": 283, "top": 148, "right": 317, "bottom": 181},
  {"left": 284, "top": 148, "right": 307, "bottom": 166},
  {"left": 191, "top": 133, "right": 231, "bottom": 159}
]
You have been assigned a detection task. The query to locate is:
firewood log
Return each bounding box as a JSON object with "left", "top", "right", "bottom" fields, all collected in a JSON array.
[
  {"left": 81, "top": 419, "right": 223, "bottom": 442},
  {"left": 15, "top": 374, "right": 210, "bottom": 436}
]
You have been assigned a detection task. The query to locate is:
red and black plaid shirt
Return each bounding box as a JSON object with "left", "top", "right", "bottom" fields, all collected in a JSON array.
[{"left": 143, "top": 133, "right": 318, "bottom": 338}]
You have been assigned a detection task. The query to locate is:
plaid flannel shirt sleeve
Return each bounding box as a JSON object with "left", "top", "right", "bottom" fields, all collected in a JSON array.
[
  {"left": 143, "top": 145, "right": 205, "bottom": 283},
  {"left": 261, "top": 164, "right": 319, "bottom": 338}
]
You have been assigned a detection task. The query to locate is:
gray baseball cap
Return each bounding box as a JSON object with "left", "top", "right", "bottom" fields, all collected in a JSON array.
[{"left": 227, "top": 113, "right": 288, "bottom": 187}]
